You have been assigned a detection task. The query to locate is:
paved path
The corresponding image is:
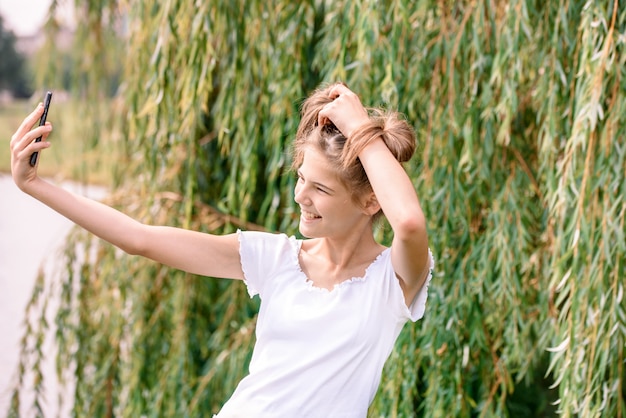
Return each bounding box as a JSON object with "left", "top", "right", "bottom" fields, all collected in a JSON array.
[{"left": 0, "top": 174, "right": 106, "bottom": 417}]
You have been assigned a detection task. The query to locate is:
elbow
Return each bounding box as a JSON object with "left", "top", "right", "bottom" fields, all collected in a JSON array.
[
  {"left": 118, "top": 223, "right": 150, "bottom": 256},
  {"left": 122, "top": 242, "right": 143, "bottom": 257},
  {"left": 394, "top": 212, "right": 427, "bottom": 242}
]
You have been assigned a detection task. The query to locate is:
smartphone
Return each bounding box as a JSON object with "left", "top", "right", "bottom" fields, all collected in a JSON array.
[{"left": 29, "top": 91, "right": 53, "bottom": 167}]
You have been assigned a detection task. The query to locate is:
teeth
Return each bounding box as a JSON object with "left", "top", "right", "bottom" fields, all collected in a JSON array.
[{"left": 302, "top": 211, "right": 321, "bottom": 220}]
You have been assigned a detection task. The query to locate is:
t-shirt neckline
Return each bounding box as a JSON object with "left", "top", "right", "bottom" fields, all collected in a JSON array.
[{"left": 290, "top": 238, "right": 389, "bottom": 294}]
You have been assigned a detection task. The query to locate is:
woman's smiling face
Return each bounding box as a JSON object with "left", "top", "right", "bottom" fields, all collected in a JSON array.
[{"left": 294, "top": 147, "right": 370, "bottom": 239}]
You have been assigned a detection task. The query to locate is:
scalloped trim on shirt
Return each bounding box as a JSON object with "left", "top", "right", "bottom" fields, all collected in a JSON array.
[{"left": 288, "top": 235, "right": 390, "bottom": 293}]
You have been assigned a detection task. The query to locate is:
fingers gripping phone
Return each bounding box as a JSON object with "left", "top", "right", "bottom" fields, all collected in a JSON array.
[{"left": 29, "top": 91, "right": 53, "bottom": 167}]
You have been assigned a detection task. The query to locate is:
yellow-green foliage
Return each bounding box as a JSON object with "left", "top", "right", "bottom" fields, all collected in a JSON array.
[{"left": 8, "top": 0, "right": 625, "bottom": 417}]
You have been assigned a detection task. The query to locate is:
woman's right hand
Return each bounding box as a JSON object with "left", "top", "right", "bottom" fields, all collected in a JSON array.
[{"left": 9, "top": 103, "right": 53, "bottom": 192}]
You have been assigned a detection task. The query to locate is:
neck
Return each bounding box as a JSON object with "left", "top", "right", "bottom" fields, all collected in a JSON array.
[{"left": 306, "top": 224, "right": 382, "bottom": 269}]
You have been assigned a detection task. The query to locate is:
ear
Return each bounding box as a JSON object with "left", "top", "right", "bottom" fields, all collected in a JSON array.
[{"left": 361, "top": 192, "right": 381, "bottom": 216}]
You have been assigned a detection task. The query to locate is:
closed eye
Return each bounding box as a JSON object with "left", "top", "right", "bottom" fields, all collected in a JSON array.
[{"left": 296, "top": 170, "right": 333, "bottom": 194}]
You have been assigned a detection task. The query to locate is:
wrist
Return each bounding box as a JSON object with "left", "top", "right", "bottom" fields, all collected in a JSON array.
[
  {"left": 341, "top": 119, "right": 384, "bottom": 167},
  {"left": 344, "top": 117, "right": 370, "bottom": 138},
  {"left": 357, "top": 137, "right": 388, "bottom": 163},
  {"left": 20, "top": 176, "right": 45, "bottom": 196}
]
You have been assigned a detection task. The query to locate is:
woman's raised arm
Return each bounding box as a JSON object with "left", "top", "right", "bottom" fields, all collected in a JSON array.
[
  {"left": 10, "top": 103, "right": 243, "bottom": 280},
  {"left": 317, "top": 85, "right": 430, "bottom": 304}
]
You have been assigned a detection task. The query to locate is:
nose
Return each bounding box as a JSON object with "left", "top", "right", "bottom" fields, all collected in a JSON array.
[{"left": 294, "top": 182, "right": 310, "bottom": 206}]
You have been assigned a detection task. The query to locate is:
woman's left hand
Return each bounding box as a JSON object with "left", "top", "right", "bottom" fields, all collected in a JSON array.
[
  {"left": 317, "top": 84, "right": 369, "bottom": 137},
  {"left": 10, "top": 103, "right": 53, "bottom": 193}
]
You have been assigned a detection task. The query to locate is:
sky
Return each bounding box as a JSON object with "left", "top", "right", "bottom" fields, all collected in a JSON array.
[{"left": 0, "top": 0, "right": 74, "bottom": 37}]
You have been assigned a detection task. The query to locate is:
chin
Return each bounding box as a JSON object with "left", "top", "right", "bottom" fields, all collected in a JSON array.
[
  {"left": 298, "top": 222, "right": 318, "bottom": 239},
  {"left": 298, "top": 226, "right": 312, "bottom": 238}
]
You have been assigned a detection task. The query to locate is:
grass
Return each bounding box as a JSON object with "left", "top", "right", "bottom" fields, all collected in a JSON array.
[{"left": 0, "top": 98, "right": 120, "bottom": 187}]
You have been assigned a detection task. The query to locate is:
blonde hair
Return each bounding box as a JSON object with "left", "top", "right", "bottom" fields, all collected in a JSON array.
[{"left": 292, "top": 83, "right": 417, "bottom": 220}]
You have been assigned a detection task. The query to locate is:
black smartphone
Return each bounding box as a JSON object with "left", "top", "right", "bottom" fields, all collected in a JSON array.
[{"left": 29, "top": 91, "right": 53, "bottom": 167}]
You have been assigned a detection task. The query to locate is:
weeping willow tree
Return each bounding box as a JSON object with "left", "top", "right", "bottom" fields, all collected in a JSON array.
[{"left": 8, "top": 0, "right": 625, "bottom": 417}]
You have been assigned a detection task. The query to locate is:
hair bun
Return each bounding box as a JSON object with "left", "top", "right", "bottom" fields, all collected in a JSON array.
[
  {"left": 376, "top": 110, "right": 416, "bottom": 163},
  {"left": 341, "top": 109, "right": 416, "bottom": 167}
]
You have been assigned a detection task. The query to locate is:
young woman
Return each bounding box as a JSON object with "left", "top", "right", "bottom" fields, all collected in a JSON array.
[{"left": 10, "top": 83, "right": 433, "bottom": 417}]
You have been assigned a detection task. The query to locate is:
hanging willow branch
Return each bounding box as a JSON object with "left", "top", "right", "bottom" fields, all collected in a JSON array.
[{"left": 7, "top": 0, "right": 625, "bottom": 417}]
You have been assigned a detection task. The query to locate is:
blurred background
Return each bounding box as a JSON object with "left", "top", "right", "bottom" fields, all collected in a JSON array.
[
  {"left": 1, "top": 1, "right": 624, "bottom": 417},
  {"left": 0, "top": 2, "right": 107, "bottom": 417}
]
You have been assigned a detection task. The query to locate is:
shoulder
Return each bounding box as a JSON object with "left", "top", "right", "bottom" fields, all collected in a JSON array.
[
  {"left": 237, "top": 230, "right": 301, "bottom": 298},
  {"left": 238, "top": 230, "right": 301, "bottom": 268},
  {"left": 238, "top": 230, "right": 298, "bottom": 249}
]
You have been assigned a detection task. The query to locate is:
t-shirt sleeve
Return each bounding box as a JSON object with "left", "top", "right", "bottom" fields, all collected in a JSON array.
[
  {"left": 237, "top": 230, "right": 293, "bottom": 298},
  {"left": 395, "top": 248, "right": 435, "bottom": 322}
]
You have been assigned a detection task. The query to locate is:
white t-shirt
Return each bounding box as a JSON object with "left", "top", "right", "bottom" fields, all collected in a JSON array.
[{"left": 215, "top": 231, "right": 433, "bottom": 418}]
